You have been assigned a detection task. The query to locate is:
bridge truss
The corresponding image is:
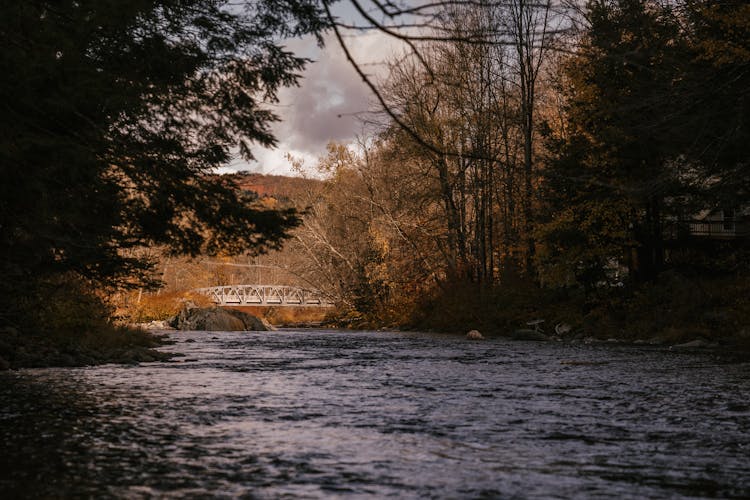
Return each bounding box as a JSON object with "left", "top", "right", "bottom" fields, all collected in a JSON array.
[{"left": 195, "top": 285, "right": 334, "bottom": 307}]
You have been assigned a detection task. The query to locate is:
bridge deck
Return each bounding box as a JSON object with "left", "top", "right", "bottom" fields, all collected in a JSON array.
[{"left": 196, "top": 285, "right": 334, "bottom": 307}]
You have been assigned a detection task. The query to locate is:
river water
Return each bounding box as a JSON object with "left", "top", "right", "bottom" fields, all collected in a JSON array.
[{"left": 1, "top": 329, "right": 749, "bottom": 498}]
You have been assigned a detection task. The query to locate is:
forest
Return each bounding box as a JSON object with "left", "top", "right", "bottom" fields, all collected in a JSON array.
[
  {"left": 1, "top": 0, "right": 749, "bottom": 369},
  {"left": 187, "top": 0, "right": 748, "bottom": 345}
]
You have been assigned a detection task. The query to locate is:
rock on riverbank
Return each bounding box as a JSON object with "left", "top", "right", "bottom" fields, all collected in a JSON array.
[
  {"left": 168, "top": 306, "right": 274, "bottom": 331},
  {"left": 0, "top": 326, "right": 172, "bottom": 370}
]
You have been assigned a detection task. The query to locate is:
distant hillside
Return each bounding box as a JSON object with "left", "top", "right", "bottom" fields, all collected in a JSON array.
[{"left": 225, "top": 172, "right": 322, "bottom": 204}]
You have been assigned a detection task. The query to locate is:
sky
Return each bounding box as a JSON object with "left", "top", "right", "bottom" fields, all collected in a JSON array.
[{"left": 221, "top": 21, "right": 400, "bottom": 177}]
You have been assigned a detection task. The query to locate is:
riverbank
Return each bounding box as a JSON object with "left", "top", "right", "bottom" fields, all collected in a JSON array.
[
  {"left": 0, "top": 325, "right": 173, "bottom": 370},
  {"left": 482, "top": 327, "right": 750, "bottom": 362},
  {"left": 319, "top": 319, "right": 750, "bottom": 360},
  {"left": 0, "top": 304, "right": 279, "bottom": 370},
  {"left": 4, "top": 269, "right": 749, "bottom": 370},
  {"left": 338, "top": 270, "right": 750, "bottom": 357}
]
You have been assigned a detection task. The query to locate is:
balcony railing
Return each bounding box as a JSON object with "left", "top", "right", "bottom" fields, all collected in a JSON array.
[
  {"left": 689, "top": 220, "right": 749, "bottom": 238},
  {"left": 664, "top": 219, "right": 750, "bottom": 240}
]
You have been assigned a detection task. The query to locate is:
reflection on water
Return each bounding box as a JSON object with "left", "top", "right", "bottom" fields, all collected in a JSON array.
[{"left": 1, "top": 330, "right": 749, "bottom": 498}]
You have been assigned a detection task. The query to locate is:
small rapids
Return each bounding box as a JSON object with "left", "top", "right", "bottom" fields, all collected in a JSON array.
[{"left": 1, "top": 329, "right": 749, "bottom": 498}]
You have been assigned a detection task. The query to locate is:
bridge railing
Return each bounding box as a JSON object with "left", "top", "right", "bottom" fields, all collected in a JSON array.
[{"left": 195, "top": 285, "right": 334, "bottom": 307}]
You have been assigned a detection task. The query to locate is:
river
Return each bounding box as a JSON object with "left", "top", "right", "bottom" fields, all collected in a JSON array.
[{"left": 1, "top": 329, "right": 749, "bottom": 498}]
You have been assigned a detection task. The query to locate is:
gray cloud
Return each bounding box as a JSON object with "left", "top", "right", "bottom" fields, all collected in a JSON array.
[
  {"left": 222, "top": 31, "right": 397, "bottom": 175},
  {"left": 275, "top": 33, "right": 383, "bottom": 151}
]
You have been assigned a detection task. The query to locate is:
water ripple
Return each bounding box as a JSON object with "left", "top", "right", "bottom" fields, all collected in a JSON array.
[{"left": 1, "top": 329, "right": 749, "bottom": 498}]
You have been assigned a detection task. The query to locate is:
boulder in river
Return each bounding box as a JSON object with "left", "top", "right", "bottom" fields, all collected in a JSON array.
[
  {"left": 671, "top": 338, "right": 713, "bottom": 349},
  {"left": 554, "top": 323, "right": 572, "bottom": 336},
  {"left": 466, "top": 330, "right": 484, "bottom": 340},
  {"left": 169, "top": 306, "right": 274, "bottom": 331},
  {"left": 138, "top": 320, "right": 174, "bottom": 330}
]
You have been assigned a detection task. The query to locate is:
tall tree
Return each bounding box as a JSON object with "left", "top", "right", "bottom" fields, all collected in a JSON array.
[
  {"left": 538, "top": 0, "right": 686, "bottom": 285},
  {"left": 677, "top": 0, "right": 750, "bottom": 208},
  {"left": 0, "top": 0, "right": 328, "bottom": 328},
  {"left": 508, "top": 0, "right": 554, "bottom": 277}
]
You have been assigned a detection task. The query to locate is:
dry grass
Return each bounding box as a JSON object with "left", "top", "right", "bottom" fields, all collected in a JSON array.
[
  {"left": 227, "top": 306, "right": 331, "bottom": 326},
  {"left": 116, "top": 290, "right": 214, "bottom": 323}
]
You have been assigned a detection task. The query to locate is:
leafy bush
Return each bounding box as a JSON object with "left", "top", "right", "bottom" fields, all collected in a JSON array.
[{"left": 409, "top": 280, "right": 583, "bottom": 335}]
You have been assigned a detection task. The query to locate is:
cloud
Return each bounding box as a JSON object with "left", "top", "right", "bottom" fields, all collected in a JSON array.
[{"left": 223, "top": 30, "right": 400, "bottom": 176}]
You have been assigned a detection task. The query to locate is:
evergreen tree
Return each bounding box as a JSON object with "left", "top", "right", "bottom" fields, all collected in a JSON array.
[
  {"left": 538, "top": 0, "right": 687, "bottom": 285},
  {"left": 677, "top": 0, "right": 750, "bottom": 207},
  {"left": 0, "top": 0, "right": 329, "bottom": 329}
]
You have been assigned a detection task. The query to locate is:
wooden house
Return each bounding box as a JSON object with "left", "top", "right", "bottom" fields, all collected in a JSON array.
[{"left": 686, "top": 207, "right": 750, "bottom": 240}]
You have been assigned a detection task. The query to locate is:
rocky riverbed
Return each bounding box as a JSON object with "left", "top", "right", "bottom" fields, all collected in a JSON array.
[
  {"left": 0, "top": 325, "right": 172, "bottom": 370},
  {"left": 3, "top": 303, "right": 748, "bottom": 370},
  {"left": 0, "top": 306, "right": 277, "bottom": 370}
]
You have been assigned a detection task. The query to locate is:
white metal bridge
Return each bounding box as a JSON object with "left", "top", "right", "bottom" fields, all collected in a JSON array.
[{"left": 195, "top": 285, "right": 334, "bottom": 307}]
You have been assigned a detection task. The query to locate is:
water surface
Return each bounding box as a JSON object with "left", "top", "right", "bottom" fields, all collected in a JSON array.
[{"left": 1, "top": 329, "right": 749, "bottom": 498}]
